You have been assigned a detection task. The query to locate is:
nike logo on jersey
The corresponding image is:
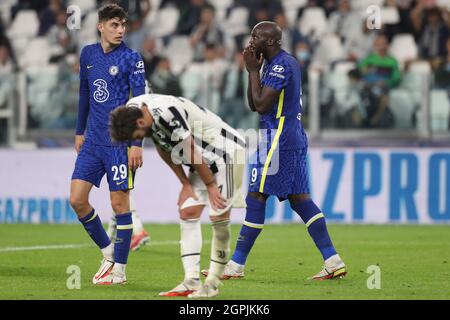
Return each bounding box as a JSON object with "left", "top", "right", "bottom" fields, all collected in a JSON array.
[
  {"left": 87, "top": 65, "right": 94, "bottom": 69},
  {"left": 116, "top": 181, "right": 126, "bottom": 186}
]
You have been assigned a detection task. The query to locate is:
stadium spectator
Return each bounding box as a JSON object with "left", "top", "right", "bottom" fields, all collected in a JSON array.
[
  {"left": 0, "top": 44, "right": 15, "bottom": 109},
  {"left": 150, "top": 56, "right": 183, "bottom": 96},
  {"left": 327, "top": 0, "right": 361, "bottom": 43},
  {"left": 274, "top": 12, "right": 303, "bottom": 54},
  {"left": 190, "top": 4, "right": 224, "bottom": 61},
  {"left": 123, "top": 0, "right": 151, "bottom": 52},
  {"left": 343, "top": 17, "right": 378, "bottom": 62},
  {"left": 181, "top": 43, "right": 228, "bottom": 114},
  {"left": 176, "top": 0, "right": 210, "bottom": 35},
  {"left": 335, "top": 69, "right": 366, "bottom": 128},
  {"left": 411, "top": 1, "right": 450, "bottom": 66},
  {"left": 383, "top": 0, "right": 416, "bottom": 42},
  {"left": 434, "top": 37, "right": 450, "bottom": 91},
  {"left": 38, "top": 0, "right": 65, "bottom": 36},
  {"left": 141, "top": 36, "right": 163, "bottom": 79},
  {"left": 11, "top": 0, "right": 49, "bottom": 20},
  {"left": 358, "top": 34, "right": 399, "bottom": 128},
  {"left": 49, "top": 54, "right": 79, "bottom": 128},
  {"left": 48, "top": 9, "right": 77, "bottom": 61},
  {"left": 231, "top": 0, "right": 283, "bottom": 28}
]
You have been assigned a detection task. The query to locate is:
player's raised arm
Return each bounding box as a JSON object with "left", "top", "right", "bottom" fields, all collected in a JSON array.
[
  {"left": 244, "top": 26, "right": 282, "bottom": 114},
  {"left": 74, "top": 47, "right": 90, "bottom": 153}
]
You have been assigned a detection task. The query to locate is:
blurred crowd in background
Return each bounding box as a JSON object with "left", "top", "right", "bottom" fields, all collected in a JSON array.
[{"left": 0, "top": 0, "right": 449, "bottom": 146}]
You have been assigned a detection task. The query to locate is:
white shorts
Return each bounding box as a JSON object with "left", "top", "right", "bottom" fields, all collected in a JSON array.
[{"left": 180, "top": 161, "right": 246, "bottom": 216}]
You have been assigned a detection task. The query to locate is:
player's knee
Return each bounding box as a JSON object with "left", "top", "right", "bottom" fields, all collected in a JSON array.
[
  {"left": 111, "top": 201, "right": 129, "bottom": 214},
  {"left": 179, "top": 206, "right": 202, "bottom": 220},
  {"left": 210, "top": 210, "right": 231, "bottom": 223},
  {"left": 69, "top": 194, "right": 88, "bottom": 213},
  {"left": 247, "top": 192, "right": 268, "bottom": 203},
  {"left": 288, "top": 194, "right": 311, "bottom": 205}
]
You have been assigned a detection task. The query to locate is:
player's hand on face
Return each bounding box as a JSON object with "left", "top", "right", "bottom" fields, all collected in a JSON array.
[
  {"left": 243, "top": 45, "right": 263, "bottom": 72},
  {"left": 75, "top": 135, "right": 85, "bottom": 154},
  {"left": 206, "top": 182, "right": 227, "bottom": 211},
  {"left": 129, "top": 146, "right": 143, "bottom": 171},
  {"left": 178, "top": 183, "right": 198, "bottom": 207}
]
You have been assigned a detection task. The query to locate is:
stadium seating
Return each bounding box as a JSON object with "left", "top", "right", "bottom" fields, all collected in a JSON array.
[
  {"left": 18, "top": 37, "right": 52, "bottom": 69},
  {"left": 77, "top": 10, "right": 99, "bottom": 48},
  {"left": 313, "top": 34, "right": 346, "bottom": 65},
  {"left": 149, "top": 5, "right": 180, "bottom": 38},
  {"left": 222, "top": 6, "right": 249, "bottom": 38},
  {"left": 0, "top": 0, "right": 16, "bottom": 26},
  {"left": 298, "top": 7, "right": 328, "bottom": 42},
  {"left": 281, "top": 0, "right": 307, "bottom": 27},
  {"left": 389, "top": 34, "right": 418, "bottom": 69},
  {"left": 389, "top": 89, "right": 416, "bottom": 129},
  {"left": 163, "top": 36, "right": 193, "bottom": 75},
  {"left": 351, "top": 0, "right": 385, "bottom": 10},
  {"left": 67, "top": 0, "right": 96, "bottom": 12},
  {"left": 380, "top": 6, "right": 400, "bottom": 25},
  {"left": 6, "top": 10, "right": 39, "bottom": 39},
  {"left": 430, "top": 90, "right": 450, "bottom": 131}
]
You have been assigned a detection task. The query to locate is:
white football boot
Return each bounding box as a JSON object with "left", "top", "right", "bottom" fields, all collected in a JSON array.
[
  {"left": 188, "top": 283, "right": 219, "bottom": 298},
  {"left": 309, "top": 254, "right": 347, "bottom": 280},
  {"left": 92, "top": 259, "right": 114, "bottom": 284},
  {"left": 159, "top": 278, "right": 201, "bottom": 297},
  {"left": 201, "top": 260, "right": 245, "bottom": 280}
]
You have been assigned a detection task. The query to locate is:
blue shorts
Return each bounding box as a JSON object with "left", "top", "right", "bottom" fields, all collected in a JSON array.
[
  {"left": 71, "top": 141, "right": 135, "bottom": 192},
  {"left": 248, "top": 148, "right": 310, "bottom": 201}
]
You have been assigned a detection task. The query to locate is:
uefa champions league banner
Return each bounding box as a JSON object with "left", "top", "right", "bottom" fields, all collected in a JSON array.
[{"left": 0, "top": 148, "right": 449, "bottom": 224}]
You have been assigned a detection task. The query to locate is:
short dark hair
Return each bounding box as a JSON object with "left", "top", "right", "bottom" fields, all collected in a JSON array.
[
  {"left": 98, "top": 3, "right": 128, "bottom": 22},
  {"left": 109, "top": 106, "right": 143, "bottom": 142}
]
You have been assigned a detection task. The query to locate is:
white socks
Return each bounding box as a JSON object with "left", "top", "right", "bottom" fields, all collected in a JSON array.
[
  {"left": 325, "top": 254, "right": 343, "bottom": 268},
  {"left": 180, "top": 218, "right": 202, "bottom": 280},
  {"left": 106, "top": 215, "right": 117, "bottom": 242},
  {"left": 101, "top": 242, "right": 114, "bottom": 261},
  {"left": 206, "top": 219, "right": 231, "bottom": 287},
  {"left": 131, "top": 210, "right": 144, "bottom": 234}
]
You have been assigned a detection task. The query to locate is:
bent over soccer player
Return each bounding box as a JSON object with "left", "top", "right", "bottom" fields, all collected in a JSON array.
[
  {"left": 70, "top": 4, "right": 147, "bottom": 285},
  {"left": 109, "top": 93, "right": 246, "bottom": 298},
  {"left": 204, "top": 21, "right": 347, "bottom": 280}
]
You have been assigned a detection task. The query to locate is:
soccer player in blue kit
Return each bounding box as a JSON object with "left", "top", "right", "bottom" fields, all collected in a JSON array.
[
  {"left": 204, "top": 21, "right": 347, "bottom": 280},
  {"left": 69, "top": 4, "right": 147, "bottom": 285}
]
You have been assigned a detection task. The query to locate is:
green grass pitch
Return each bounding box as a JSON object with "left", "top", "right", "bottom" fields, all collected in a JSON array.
[{"left": 0, "top": 224, "right": 449, "bottom": 300}]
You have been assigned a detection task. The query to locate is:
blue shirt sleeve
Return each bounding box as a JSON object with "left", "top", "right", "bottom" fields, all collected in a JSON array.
[
  {"left": 76, "top": 47, "right": 89, "bottom": 135},
  {"left": 129, "top": 52, "right": 146, "bottom": 97},
  {"left": 262, "top": 61, "right": 291, "bottom": 92}
]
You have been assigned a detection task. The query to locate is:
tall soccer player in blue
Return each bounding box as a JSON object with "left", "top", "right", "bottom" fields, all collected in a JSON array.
[
  {"left": 70, "top": 4, "right": 147, "bottom": 285},
  {"left": 204, "top": 21, "right": 347, "bottom": 280}
]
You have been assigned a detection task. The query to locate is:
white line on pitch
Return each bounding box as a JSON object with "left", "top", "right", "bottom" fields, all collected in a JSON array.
[{"left": 0, "top": 240, "right": 210, "bottom": 253}]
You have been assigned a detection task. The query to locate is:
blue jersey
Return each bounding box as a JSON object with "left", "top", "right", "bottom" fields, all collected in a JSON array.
[
  {"left": 79, "top": 42, "right": 146, "bottom": 146},
  {"left": 259, "top": 50, "right": 307, "bottom": 151}
]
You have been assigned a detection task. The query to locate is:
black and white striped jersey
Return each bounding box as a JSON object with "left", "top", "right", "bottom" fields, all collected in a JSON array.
[{"left": 126, "top": 94, "right": 246, "bottom": 166}]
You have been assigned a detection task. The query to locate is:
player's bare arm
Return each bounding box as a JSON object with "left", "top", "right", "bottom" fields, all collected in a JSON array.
[
  {"left": 244, "top": 46, "right": 280, "bottom": 114},
  {"left": 128, "top": 146, "right": 143, "bottom": 171},
  {"left": 155, "top": 144, "right": 198, "bottom": 206},
  {"left": 180, "top": 135, "right": 227, "bottom": 211},
  {"left": 75, "top": 135, "right": 85, "bottom": 154}
]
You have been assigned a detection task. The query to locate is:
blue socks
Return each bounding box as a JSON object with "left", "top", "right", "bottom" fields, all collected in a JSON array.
[
  {"left": 114, "top": 212, "right": 133, "bottom": 264},
  {"left": 290, "top": 200, "right": 337, "bottom": 260},
  {"left": 231, "top": 195, "right": 266, "bottom": 265},
  {"left": 78, "top": 208, "right": 110, "bottom": 249}
]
